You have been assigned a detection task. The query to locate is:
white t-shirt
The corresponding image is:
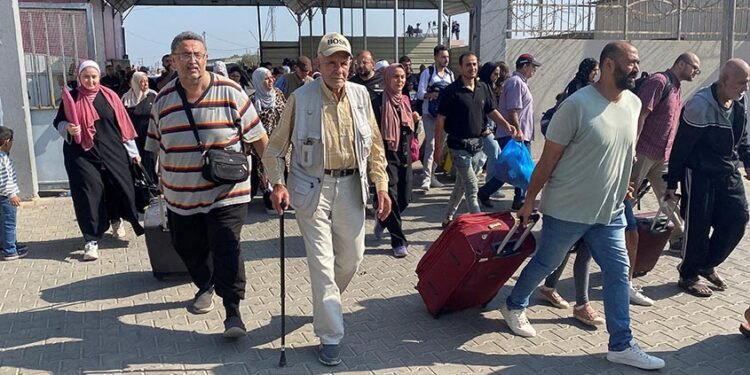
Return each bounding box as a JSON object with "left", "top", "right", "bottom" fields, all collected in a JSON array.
[
  {"left": 540, "top": 85, "right": 641, "bottom": 225},
  {"left": 417, "top": 65, "right": 454, "bottom": 115}
]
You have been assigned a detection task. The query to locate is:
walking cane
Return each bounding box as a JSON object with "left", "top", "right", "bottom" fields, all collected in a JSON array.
[{"left": 279, "top": 209, "right": 287, "bottom": 367}]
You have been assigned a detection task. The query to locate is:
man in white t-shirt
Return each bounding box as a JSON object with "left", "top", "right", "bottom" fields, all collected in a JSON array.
[
  {"left": 417, "top": 45, "right": 454, "bottom": 191},
  {"left": 500, "top": 42, "right": 665, "bottom": 370}
]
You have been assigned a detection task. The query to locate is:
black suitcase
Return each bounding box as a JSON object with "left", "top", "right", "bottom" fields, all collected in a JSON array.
[{"left": 144, "top": 197, "right": 189, "bottom": 281}]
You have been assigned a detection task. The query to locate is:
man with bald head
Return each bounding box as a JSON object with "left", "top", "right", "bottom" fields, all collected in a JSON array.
[
  {"left": 623, "top": 52, "right": 702, "bottom": 307},
  {"left": 665, "top": 58, "right": 750, "bottom": 298},
  {"left": 350, "top": 50, "right": 384, "bottom": 100},
  {"left": 502, "top": 41, "right": 665, "bottom": 370}
]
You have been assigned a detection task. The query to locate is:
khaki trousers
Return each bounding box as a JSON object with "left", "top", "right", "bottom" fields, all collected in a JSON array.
[
  {"left": 631, "top": 153, "right": 684, "bottom": 241},
  {"left": 295, "top": 174, "right": 365, "bottom": 345}
]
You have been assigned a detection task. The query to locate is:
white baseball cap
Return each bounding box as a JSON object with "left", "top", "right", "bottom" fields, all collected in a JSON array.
[
  {"left": 318, "top": 32, "right": 352, "bottom": 57},
  {"left": 374, "top": 60, "right": 390, "bottom": 71}
]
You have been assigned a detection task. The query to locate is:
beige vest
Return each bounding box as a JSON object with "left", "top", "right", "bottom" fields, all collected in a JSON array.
[{"left": 287, "top": 79, "right": 374, "bottom": 215}]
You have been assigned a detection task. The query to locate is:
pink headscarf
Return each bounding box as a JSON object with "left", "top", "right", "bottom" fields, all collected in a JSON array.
[
  {"left": 62, "top": 60, "right": 137, "bottom": 151},
  {"left": 381, "top": 63, "right": 414, "bottom": 152}
]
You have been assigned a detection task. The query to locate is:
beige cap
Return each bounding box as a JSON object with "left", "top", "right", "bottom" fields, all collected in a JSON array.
[{"left": 317, "top": 32, "right": 352, "bottom": 57}]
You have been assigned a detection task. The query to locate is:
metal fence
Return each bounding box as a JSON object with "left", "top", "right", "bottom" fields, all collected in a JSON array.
[
  {"left": 20, "top": 8, "right": 90, "bottom": 109},
  {"left": 508, "top": 0, "right": 750, "bottom": 40}
]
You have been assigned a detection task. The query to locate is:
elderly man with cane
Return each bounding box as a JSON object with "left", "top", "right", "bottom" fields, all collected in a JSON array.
[{"left": 263, "top": 32, "right": 391, "bottom": 366}]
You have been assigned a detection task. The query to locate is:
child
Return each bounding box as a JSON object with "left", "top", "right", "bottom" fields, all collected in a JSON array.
[{"left": 0, "top": 126, "right": 26, "bottom": 260}]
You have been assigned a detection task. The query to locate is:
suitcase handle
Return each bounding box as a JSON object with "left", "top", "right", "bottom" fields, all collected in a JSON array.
[
  {"left": 650, "top": 196, "right": 680, "bottom": 232},
  {"left": 158, "top": 196, "right": 169, "bottom": 231},
  {"left": 493, "top": 212, "right": 541, "bottom": 257}
]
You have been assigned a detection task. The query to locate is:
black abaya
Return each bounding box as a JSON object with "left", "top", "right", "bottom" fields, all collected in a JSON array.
[
  {"left": 126, "top": 92, "right": 157, "bottom": 182},
  {"left": 54, "top": 90, "right": 145, "bottom": 241}
]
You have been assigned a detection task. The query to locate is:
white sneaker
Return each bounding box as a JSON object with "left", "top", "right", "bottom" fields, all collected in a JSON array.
[
  {"left": 83, "top": 241, "right": 99, "bottom": 261},
  {"left": 490, "top": 191, "right": 506, "bottom": 199},
  {"left": 420, "top": 179, "right": 431, "bottom": 191},
  {"left": 607, "top": 341, "right": 665, "bottom": 370},
  {"left": 111, "top": 219, "right": 126, "bottom": 238},
  {"left": 629, "top": 285, "right": 654, "bottom": 306},
  {"left": 499, "top": 305, "right": 536, "bottom": 337},
  {"left": 430, "top": 177, "right": 445, "bottom": 188}
]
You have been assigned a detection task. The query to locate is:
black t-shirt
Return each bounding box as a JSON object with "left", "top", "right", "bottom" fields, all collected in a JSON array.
[
  {"left": 350, "top": 71, "right": 384, "bottom": 101},
  {"left": 403, "top": 74, "right": 420, "bottom": 96},
  {"left": 437, "top": 79, "right": 496, "bottom": 140}
]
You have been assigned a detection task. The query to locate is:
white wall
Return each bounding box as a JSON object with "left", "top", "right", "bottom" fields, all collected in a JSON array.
[
  {"left": 0, "top": 0, "right": 38, "bottom": 198},
  {"left": 504, "top": 39, "right": 750, "bottom": 157}
]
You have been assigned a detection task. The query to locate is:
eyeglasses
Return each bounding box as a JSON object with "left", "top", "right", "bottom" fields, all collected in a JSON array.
[
  {"left": 683, "top": 61, "right": 701, "bottom": 75},
  {"left": 176, "top": 52, "right": 206, "bottom": 62}
]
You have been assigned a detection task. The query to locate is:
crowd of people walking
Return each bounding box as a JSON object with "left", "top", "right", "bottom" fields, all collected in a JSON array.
[{"left": 2, "top": 28, "right": 745, "bottom": 370}]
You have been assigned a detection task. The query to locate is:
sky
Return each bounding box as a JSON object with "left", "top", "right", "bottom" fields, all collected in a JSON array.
[{"left": 123, "top": 6, "right": 470, "bottom": 68}]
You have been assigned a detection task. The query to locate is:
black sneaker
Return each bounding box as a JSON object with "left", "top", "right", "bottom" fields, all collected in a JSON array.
[
  {"left": 318, "top": 344, "right": 342, "bottom": 366},
  {"left": 223, "top": 315, "right": 246, "bottom": 339}
]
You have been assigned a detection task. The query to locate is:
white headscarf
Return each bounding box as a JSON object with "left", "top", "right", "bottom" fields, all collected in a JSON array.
[
  {"left": 78, "top": 60, "right": 100, "bottom": 76},
  {"left": 214, "top": 61, "right": 228, "bottom": 77},
  {"left": 122, "top": 71, "right": 156, "bottom": 108},
  {"left": 252, "top": 67, "right": 276, "bottom": 110}
]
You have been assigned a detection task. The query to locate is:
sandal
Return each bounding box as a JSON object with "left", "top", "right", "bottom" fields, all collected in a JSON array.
[
  {"left": 678, "top": 278, "right": 713, "bottom": 297},
  {"left": 700, "top": 272, "right": 728, "bottom": 291}
]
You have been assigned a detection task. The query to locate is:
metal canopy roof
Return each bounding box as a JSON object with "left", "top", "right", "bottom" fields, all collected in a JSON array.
[{"left": 106, "top": 0, "right": 473, "bottom": 17}]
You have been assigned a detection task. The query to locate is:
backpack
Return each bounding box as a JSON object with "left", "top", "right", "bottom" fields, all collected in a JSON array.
[
  {"left": 632, "top": 72, "right": 673, "bottom": 103},
  {"left": 426, "top": 66, "right": 454, "bottom": 117},
  {"left": 541, "top": 93, "right": 565, "bottom": 136}
]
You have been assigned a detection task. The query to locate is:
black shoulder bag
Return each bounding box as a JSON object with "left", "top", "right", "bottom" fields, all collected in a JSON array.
[{"left": 176, "top": 81, "right": 249, "bottom": 185}]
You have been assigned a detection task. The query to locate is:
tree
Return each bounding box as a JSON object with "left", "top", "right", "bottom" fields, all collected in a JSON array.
[{"left": 240, "top": 53, "right": 260, "bottom": 68}]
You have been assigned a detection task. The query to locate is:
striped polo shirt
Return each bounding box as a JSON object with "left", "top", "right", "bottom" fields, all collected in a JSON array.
[{"left": 145, "top": 72, "right": 266, "bottom": 215}]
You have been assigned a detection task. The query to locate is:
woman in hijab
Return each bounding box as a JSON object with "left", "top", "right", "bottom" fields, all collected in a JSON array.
[
  {"left": 213, "top": 61, "right": 228, "bottom": 77},
  {"left": 563, "top": 57, "right": 599, "bottom": 97},
  {"left": 54, "top": 60, "right": 144, "bottom": 261},
  {"left": 228, "top": 65, "right": 254, "bottom": 95},
  {"left": 122, "top": 71, "right": 158, "bottom": 182},
  {"left": 478, "top": 62, "right": 502, "bottom": 186},
  {"left": 249, "top": 67, "right": 286, "bottom": 213},
  {"left": 534, "top": 59, "right": 601, "bottom": 328},
  {"left": 372, "top": 63, "right": 417, "bottom": 258}
]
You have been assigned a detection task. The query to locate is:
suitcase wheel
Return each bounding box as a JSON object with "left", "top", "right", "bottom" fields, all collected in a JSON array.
[{"left": 432, "top": 307, "right": 447, "bottom": 319}]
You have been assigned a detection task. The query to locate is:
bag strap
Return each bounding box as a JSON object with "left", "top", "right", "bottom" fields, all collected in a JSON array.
[
  {"left": 658, "top": 72, "right": 673, "bottom": 102},
  {"left": 175, "top": 79, "right": 205, "bottom": 152},
  {"left": 175, "top": 78, "right": 245, "bottom": 154}
]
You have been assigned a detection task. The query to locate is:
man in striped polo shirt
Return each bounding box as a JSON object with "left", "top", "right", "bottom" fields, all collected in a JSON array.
[{"left": 146, "top": 31, "right": 268, "bottom": 338}]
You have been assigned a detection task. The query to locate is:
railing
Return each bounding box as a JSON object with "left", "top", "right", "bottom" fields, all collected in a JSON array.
[
  {"left": 20, "top": 8, "right": 90, "bottom": 109},
  {"left": 508, "top": 0, "right": 750, "bottom": 41}
]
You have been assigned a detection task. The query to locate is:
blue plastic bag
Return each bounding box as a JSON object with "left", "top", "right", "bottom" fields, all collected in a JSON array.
[{"left": 494, "top": 140, "right": 535, "bottom": 190}]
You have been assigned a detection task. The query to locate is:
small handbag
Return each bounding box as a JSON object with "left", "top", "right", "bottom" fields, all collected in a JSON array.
[{"left": 176, "top": 82, "right": 249, "bottom": 185}]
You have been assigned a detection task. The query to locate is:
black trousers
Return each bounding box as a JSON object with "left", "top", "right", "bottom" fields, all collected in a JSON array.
[
  {"left": 679, "top": 168, "right": 749, "bottom": 280},
  {"left": 168, "top": 203, "right": 247, "bottom": 314},
  {"left": 67, "top": 160, "right": 126, "bottom": 241},
  {"left": 376, "top": 149, "right": 413, "bottom": 248}
]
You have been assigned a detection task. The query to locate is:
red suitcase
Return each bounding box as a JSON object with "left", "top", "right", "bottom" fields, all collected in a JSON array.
[
  {"left": 416, "top": 212, "right": 539, "bottom": 318},
  {"left": 632, "top": 200, "right": 678, "bottom": 277}
]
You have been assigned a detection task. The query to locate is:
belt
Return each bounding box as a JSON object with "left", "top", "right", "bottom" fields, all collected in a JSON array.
[{"left": 323, "top": 168, "right": 358, "bottom": 177}]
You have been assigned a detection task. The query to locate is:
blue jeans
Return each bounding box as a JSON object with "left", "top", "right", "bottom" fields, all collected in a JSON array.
[
  {"left": 478, "top": 137, "right": 531, "bottom": 202},
  {"left": 506, "top": 213, "right": 633, "bottom": 351},
  {"left": 444, "top": 149, "right": 484, "bottom": 220},
  {"left": 0, "top": 196, "right": 18, "bottom": 256},
  {"left": 481, "top": 133, "right": 501, "bottom": 182}
]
